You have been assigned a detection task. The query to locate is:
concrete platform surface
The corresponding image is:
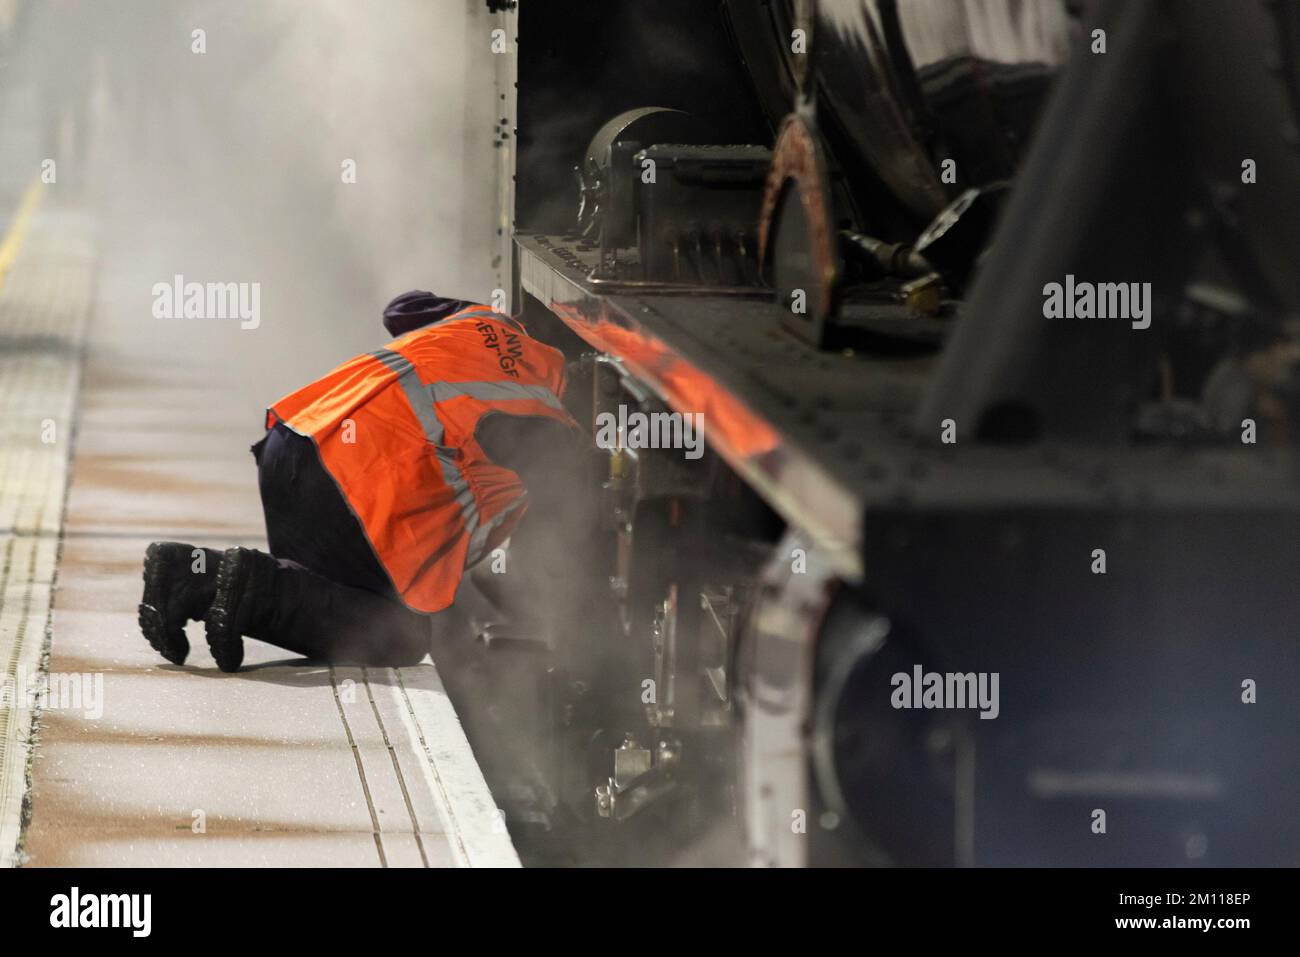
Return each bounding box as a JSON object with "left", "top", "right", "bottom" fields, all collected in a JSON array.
[{"left": 0, "top": 169, "right": 517, "bottom": 871}]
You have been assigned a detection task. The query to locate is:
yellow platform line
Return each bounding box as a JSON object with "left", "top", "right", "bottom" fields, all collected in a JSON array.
[{"left": 0, "top": 177, "right": 46, "bottom": 290}]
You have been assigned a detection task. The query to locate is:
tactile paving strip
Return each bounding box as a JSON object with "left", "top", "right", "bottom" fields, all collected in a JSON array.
[{"left": 0, "top": 195, "right": 96, "bottom": 866}]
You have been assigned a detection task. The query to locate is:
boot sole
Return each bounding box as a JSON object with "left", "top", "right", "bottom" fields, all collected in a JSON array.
[
  {"left": 205, "top": 549, "right": 248, "bottom": 673},
  {"left": 139, "top": 543, "right": 189, "bottom": 665}
]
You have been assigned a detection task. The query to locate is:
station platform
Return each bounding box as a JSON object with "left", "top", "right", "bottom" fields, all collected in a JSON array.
[{"left": 0, "top": 183, "right": 517, "bottom": 868}]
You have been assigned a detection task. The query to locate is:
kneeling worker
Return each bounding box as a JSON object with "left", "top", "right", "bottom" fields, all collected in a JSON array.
[{"left": 137, "top": 292, "right": 581, "bottom": 671}]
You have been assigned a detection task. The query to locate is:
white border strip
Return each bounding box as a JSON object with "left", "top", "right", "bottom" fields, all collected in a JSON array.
[{"left": 390, "top": 664, "right": 520, "bottom": 868}]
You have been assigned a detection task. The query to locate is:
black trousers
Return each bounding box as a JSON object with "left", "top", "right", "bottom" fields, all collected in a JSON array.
[{"left": 250, "top": 423, "right": 431, "bottom": 665}]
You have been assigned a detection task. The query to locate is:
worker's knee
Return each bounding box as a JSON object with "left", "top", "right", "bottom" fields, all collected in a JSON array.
[
  {"left": 372, "top": 615, "right": 431, "bottom": 666},
  {"left": 384, "top": 635, "right": 429, "bottom": 666}
]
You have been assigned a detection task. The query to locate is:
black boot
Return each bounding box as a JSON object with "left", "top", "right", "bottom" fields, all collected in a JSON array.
[
  {"left": 138, "top": 542, "right": 221, "bottom": 665},
  {"left": 204, "top": 546, "right": 277, "bottom": 673},
  {"left": 206, "top": 546, "right": 430, "bottom": 671}
]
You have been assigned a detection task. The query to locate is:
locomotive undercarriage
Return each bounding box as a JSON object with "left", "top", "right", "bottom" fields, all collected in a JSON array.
[{"left": 446, "top": 0, "right": 1300, "bottom": 866}]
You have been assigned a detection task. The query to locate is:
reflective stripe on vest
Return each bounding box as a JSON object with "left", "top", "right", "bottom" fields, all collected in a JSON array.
[
  {"left": 368, "top": 344, "right": 564, "bottom": 566},
  {"left": 431, "top": 380, "right": 565, "bottom": 410}
]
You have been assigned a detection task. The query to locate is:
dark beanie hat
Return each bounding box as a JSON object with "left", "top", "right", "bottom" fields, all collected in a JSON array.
[{"left": 382, "top": 290, "right": 475, "bottom": 337}]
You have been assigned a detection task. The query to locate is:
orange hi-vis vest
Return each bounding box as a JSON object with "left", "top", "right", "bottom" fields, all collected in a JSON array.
[{"left": 265, "top": 305, "right": 575, "bottom": 613}]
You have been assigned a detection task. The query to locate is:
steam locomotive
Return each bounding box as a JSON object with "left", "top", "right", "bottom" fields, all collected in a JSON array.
[{"left": 452, "top": 0, "right": 1300, "bottom": 866}]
